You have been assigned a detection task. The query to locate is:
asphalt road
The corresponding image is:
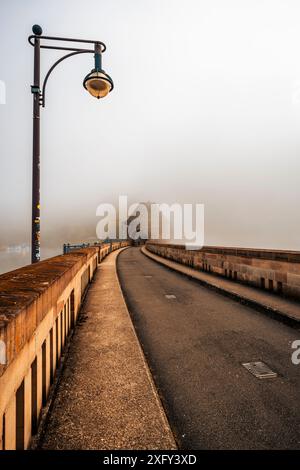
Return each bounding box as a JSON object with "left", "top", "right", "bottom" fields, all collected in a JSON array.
[{"left": 117, "top": 247, "right": 300, "bottom": 450}]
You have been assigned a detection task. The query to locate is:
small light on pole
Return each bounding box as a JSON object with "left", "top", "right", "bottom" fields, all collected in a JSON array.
[{"left": 83, "top": 43, "right": 113, "bottom": 99}]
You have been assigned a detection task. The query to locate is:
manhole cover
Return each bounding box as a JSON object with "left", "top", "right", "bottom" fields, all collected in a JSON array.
[
  {"left": 165, "top": 294, "right": 176, "bottom": 299},
  {"left": 242, "top": 361, "right": 277, "bottom": 379}
]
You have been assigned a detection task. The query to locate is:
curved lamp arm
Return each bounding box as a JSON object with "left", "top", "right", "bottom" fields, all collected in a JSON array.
[{"left": 40, "top": 50, "right": 94, "bottom": 107}]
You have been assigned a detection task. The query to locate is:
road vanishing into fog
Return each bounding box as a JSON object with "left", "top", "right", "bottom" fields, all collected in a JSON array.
[{"left": 117, "top": 247, "right": 300, "bottom": 450}]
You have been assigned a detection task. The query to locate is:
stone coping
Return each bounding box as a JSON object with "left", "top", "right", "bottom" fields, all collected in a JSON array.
[{"left": 146, "top": 242, "right": 300, "bottom": 263}]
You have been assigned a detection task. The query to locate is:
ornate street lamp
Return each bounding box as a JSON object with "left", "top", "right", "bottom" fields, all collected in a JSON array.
[{"left": 28, "top": 25, "right": 113, "bottom": 263}]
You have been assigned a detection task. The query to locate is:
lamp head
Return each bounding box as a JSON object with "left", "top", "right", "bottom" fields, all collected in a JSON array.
[{"left": 83, "top": 69, "right": 114, "bottom": 99}]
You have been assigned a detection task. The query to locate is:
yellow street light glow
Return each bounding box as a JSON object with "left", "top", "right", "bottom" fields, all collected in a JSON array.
[{"left": 83, "top": 70, "right": 113, "bottom": 99}]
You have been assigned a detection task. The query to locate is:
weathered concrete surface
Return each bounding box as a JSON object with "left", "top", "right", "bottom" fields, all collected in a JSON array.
[
  {"left": 118, "top": 248, "right": 300, "bottom": 450},
  {"left": 142, "top": 246, "right": 300, "bottom": 324},
  {"left": 41, "top": 248, "right": 176, "bottom": 450},
  {"left": 0, "top": 248, "right": 98, "bottom": 376}
]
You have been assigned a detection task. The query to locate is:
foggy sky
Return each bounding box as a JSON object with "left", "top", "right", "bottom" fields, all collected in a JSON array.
[{"left": 1, "top": 0, "right": 300, "bottom": 250}]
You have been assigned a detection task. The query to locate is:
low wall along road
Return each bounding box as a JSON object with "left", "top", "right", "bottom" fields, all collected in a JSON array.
[
  {"left": 146, "top": 242, "right": 300, "bottom": 301},
  {"left": 0, "top": 241, "right": 130, "bottom": 450}
]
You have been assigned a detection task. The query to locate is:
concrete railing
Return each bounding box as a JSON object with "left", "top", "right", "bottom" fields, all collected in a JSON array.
[
  {"left": 146, "top": 242, "right": 300, "bottom": 300},
  {"left": 0, "top": 241, "right": 130, "bottom": 450}
]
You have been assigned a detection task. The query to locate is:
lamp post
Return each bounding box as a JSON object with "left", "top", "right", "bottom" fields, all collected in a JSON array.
[{"left": 28, "top": 25, "right": 113, "bottom": 263}]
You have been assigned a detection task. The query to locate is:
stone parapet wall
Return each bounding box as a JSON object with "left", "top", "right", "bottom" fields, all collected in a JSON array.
[
  {"left": 0, "top": 241, "right": 130, "bottom": 450},
  {"left": 146, "top": 242, "right": 300, "bottom": 300}
]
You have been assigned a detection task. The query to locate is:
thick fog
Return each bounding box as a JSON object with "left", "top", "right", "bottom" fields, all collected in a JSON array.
[{"left": 1, "top": 0, "right": 300, "bottom": 259}]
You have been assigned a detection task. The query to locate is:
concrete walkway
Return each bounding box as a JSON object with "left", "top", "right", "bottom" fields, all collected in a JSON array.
[
  {"left": 142, "top": 247, "right": 300, "bottom": 325},
  {"left": 41, "top": 248, "right": 176, "bottom": 450}
]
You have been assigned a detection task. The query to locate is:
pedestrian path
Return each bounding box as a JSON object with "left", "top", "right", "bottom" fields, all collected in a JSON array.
[{"left": 40, "top": 248, "right": 176, "bottom": 450}]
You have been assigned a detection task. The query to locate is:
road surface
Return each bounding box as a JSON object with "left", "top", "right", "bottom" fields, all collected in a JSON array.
[{"left": 117, "top": 247, "right": 300, "bottom": 450}]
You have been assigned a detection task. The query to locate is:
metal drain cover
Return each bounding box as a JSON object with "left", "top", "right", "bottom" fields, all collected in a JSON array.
[
  {"left": 242, "top": 361, "right": 277, "bottom": 379},
  {"left": 165, "top": 294, "right": 176, "bottom": 299}
]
